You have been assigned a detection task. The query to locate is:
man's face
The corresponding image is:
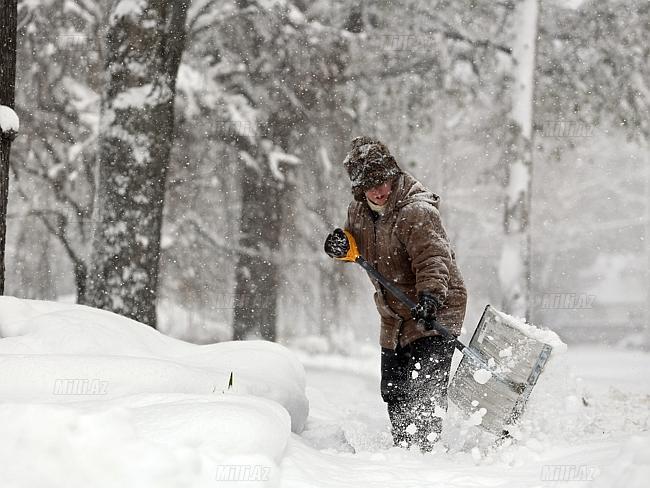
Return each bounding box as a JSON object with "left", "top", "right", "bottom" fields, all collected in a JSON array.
[{"left": 365, "top": 180, "right": 392, "bottom": 206}]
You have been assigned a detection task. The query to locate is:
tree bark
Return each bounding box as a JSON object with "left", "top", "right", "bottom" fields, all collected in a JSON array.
[
  {"left": 86, "top": 0, "right": 189, "bottom": 326},
  {"left": 0, "top": 0, "right": 18, "bottom": 295},
  {"left": 498, "top": 0, "right": 538, "bottom": 319},
  {"left": 232, "top": 152, "right": 295, "bottom": 341}
]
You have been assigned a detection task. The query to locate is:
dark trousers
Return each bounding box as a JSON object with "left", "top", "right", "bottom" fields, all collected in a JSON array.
[{"left": 380, "top": 335, "right": 455, "bottom": 451}]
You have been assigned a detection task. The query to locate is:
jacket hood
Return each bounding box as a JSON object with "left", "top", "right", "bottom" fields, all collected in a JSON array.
[{"left": 381, "top": 173, "right": 440, "bottom": 215}]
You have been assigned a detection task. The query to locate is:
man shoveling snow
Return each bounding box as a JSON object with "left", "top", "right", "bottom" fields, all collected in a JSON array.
[{"left": 324, "top": 136, "right": 468, "bottom": 452}]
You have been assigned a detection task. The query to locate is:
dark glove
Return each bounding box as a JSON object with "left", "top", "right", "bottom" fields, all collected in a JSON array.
[
  {"left": 410, "top": 292, "right": 440, "bottom": 330},
  {"left": 324, "top": 228, "right": 350, "bottom": 259}
]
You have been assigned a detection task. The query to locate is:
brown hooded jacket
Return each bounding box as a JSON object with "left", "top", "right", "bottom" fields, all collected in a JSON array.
[{"left": 345, "top": 172, "right": 467, "bottom": 349}]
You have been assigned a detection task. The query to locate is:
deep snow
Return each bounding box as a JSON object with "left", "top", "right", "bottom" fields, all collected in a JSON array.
[
  {"left": 289, "top": 344, "right": 649, "bottom": 487},
  {"left": 290, "top": 347, "right": 650, "bottom": 488},
  {"left": 0, "top": 297, "right": 648, "bottom": 487}
]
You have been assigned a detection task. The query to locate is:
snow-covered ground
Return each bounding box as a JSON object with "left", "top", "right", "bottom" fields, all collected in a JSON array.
[
  {"left": 0, "top": 297, "right": 648, "bottom": 487},
  {"left": 289, "top": 345, "right": 649, "bottom": 487}
]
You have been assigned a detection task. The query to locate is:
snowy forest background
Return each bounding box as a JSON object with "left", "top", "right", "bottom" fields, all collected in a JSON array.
[{"left": 2, "top": 0, "right": 648, "bottom": 350}]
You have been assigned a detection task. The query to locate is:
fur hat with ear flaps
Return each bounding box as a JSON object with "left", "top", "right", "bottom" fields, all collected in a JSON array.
[{"left": 343, "top": 136, "right": 402, "bottom": 202}]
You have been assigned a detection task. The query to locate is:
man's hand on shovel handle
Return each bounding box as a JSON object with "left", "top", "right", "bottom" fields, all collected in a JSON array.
[
  {"left": 411, "top": 292, "right": 441, "bottom": 332},
  {"left": 324, "top": 228, "right": 350, "bottom": 259}
]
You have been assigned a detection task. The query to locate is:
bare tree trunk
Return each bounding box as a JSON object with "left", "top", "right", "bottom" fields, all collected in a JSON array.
[
  {"left": 86, "top": 0, "right": 189, "bottom": 327},
  {"left": 232, "top": 154, "right": 295, "bottom": 341},
  {"left": 498, "top": 0, "right": 539, "bottom": 319},
  {"left": 232, "top": 166, "right": 279, "bottom": 341},
  {"left": 0, "top": 0, "right": 18, "bottom": 295}
]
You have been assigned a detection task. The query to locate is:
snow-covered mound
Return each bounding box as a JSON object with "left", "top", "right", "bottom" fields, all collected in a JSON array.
[
  {"left": 0, "top": 296, "right": 308, "bottom": 431},
  {"left": 1, "top": 395, "right": 289, "bottom": 487},
  {"left": 0, "top": 296, "right": 309, "bottom": 487},
  {"left": 0, "top": 104, "right": 19, "bottom": 134}
]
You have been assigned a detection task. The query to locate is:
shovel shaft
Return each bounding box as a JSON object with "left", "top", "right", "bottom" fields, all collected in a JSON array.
[
  {"left": 356, "top": 256, "right": 464, "bottom": 349},
  {"left": 356, "top": 256, "right": 416, "bottom": 308}
]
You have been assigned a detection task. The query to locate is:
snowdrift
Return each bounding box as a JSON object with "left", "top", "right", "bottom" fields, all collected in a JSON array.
[{"left": 0, "top": 296, "right": 309, "bottom": 487}]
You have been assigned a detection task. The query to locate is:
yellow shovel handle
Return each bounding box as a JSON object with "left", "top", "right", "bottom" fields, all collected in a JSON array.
[{"left": 335, "top": 230, "right": 361, "bottom": 262}]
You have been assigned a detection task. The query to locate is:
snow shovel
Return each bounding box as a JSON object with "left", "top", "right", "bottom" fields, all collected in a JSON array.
[{"left": 328, "top": 229, "right": 554, "bottom": 437}]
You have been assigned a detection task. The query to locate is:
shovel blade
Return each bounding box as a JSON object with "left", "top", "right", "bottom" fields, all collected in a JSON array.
[{"left": 448, "top": 305, "right": 553, "bottom": 436}]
